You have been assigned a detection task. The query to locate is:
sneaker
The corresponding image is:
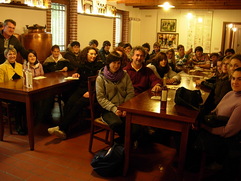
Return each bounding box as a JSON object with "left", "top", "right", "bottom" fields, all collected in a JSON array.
[
  {"left": 206, "top": 161, "right": 223, "bottom": 171},
  {"left": 53, "top": 130, "right": 67, "bottom": 140},
  {"left": 48, "top": 126, "right": 59, "bottom": 135}
]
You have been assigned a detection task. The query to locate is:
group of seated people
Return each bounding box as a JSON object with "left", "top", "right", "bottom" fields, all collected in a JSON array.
[{"left": 1, "top": 39, "right": 241, "bottom": 179}]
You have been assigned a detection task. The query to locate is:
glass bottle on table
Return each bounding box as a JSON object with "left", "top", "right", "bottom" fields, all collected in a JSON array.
[
  {"left": 22, "top": 60, "right": 27, "bottom": 87},
  {"left": 25, "top": 62, "right": 33, "bottom": 88},
  {"left": 161, "top": 76, "right": 168, "bottom": 111}
]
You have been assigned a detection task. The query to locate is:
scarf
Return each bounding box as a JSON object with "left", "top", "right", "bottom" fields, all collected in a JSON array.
[
  {"left": 153, "top": 63, "right": 169, "bottom": 78},
  {"left": 103, "top": 66, "right": 124, "bottom": 82}
]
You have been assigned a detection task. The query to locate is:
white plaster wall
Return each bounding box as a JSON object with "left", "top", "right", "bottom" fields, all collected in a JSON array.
[
  {"left": 0, "top": 7, "right": 46, "bottom": 35},
  {"left": 77, "top": 14, "right": 114, "bottom": 50},
  {"left": 211, "top": 10, "right": 241, "bottom": 52},
  {"left": 139, "top": 9, "right": 241, "bottom": 53}
]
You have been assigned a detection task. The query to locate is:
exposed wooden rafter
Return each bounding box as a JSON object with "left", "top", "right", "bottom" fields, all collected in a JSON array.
[{"left": 107, "top": 0, "right": 241, "bottom": 9}]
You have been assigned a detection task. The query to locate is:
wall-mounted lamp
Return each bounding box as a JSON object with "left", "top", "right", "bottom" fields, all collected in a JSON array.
[{"left": 158, "top": 2, "right": 175, "bottom": 10}]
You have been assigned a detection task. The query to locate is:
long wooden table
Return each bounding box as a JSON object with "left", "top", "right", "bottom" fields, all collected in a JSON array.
[
  {"left": 118, "top": 75, "right": 210, "bottom": 179},
  {"left": 0, "top": 71, "right": 77, "bottom": 150}
]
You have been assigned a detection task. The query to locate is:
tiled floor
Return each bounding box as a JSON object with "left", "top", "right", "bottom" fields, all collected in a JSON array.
[{"left": 0, "top": 104, "right": 201, "bottom": 181}]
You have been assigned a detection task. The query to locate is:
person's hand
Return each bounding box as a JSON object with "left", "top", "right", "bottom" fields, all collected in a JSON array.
[
  {"left": 151, "top": 84, "right": 161, "bottom": 92},
  {"left": 72, "top": 73, "right": 80, "bottom": 78},
  {"left": 186, "top": 48, "right": 193, "bottom": 55},
  {"left": 196, "top": 79, "right": 204, "bottom": 86},
  {"left": 60, "top": 67, "right": 68, "bottom": 72},
  {"left": 200, "top": 123, "right": 211, "bottom": 132},
  {"left": 83, "top": 91, "right": 89, "bottom": 98},
  {"left": 115, "top": 110, "right": 122, "bottom": 117},
  {"left": 121, "top": 111, "right": 127, "bottom": 117},
  {"left": 166, "top": 78, "right": 175, "bottom": 84}
]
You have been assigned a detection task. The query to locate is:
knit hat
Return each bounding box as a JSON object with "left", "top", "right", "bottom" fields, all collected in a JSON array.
[
  {"left": 103, "top": 40, "right": 111, "bottom": 47},
  {"left": 106, "top": 51, "right": 122, "bottom": 65},
  {"left": 70, "top": 41, "right": 80, "bottom": 47}
]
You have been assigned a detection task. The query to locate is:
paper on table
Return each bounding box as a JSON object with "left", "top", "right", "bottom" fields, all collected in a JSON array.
[
  {"left": 64, "top": 77, "right": 79, "bottom": 80},
  {"left": 33, "top": 76, "right": 47, "bottom": 80},
  {"left": 151, "top": 96, "right": 161, "bottom": 100}
]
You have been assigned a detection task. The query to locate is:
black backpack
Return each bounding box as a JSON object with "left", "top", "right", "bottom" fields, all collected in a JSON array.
[{"left": 91, "top": 143, "right": 124, "bottom": 177}]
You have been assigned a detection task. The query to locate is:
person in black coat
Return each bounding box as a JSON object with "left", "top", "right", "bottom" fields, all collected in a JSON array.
[{"left": 48, "top": 46, "right": 104, "bottom": 139}]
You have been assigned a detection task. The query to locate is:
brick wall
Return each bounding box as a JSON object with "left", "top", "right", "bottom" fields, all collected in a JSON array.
[
  {"left": 122, "top": 11, "right": 129, "bottom": 43},
  {"left": 69, "top": 0, "right": 78, "bottom": 43},
  {"left": 46, "top": 0, "right": 51, "bottom": 32}
]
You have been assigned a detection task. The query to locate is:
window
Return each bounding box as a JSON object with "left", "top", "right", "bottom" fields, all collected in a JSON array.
[
  {"left": 51, "top": 3, "right": 66, "bottom": 51},
  {"left": 115, "top": 13, "right": 122, "bottom": 47}
]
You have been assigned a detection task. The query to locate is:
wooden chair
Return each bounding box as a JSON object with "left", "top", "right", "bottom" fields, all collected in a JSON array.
[
  {"left": 0, "top": 101, "right": 16, "bottom": 134},
  {"left": 88, "top": 76, "right": 115, "bottom": 153},
  {"left": 54, "top": 94, "right": 63, "bottom": 118}
]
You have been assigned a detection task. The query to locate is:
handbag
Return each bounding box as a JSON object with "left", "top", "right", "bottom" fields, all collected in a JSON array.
[{"left": 174, "top": 87, "right": 203, "bottom": 110}]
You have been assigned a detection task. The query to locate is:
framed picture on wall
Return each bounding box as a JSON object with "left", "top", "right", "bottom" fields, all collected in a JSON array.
[
  {"left": 161, "top": 19, "right": 177, "bottom": 32},
  {"left": 157, "top": 33, "right": 179, "bottom": 49}
]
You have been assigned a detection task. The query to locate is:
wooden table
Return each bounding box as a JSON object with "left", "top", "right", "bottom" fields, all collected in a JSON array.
[
  {"left": 0, "top": 71, "right": 77, "bottom": 150},
  {"left": 118, "top": 76, "right": 210, "bottom": 179}
]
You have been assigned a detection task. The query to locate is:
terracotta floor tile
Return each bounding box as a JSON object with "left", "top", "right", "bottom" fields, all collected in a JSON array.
[{"left": 0, "top": 107, "right": 206, "bottom": 181}]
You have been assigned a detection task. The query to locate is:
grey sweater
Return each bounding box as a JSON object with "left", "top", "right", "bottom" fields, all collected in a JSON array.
[{"left": 96, "top": 69, "right": 135, "bottom": 113}]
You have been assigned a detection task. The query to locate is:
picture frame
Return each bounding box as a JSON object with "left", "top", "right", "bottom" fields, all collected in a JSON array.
[
  {"left": 157, "top": 33, "right": 179, "bottom": 49},
  {"left": 161, "top": 19, "right": 177, "bottom": 32}
]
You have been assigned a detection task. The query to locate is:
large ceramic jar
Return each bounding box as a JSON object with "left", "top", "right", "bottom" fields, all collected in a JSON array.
[{"left": 21, "top": 24, "right": 52, "bottom": 64}]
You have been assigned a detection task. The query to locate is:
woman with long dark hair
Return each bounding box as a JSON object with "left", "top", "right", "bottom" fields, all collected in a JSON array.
[
  {"left": 147, "top": 52, "right": 180, "bottom": 84},
  {"left": 48, "top": 46, "right": 104, "bottom": 139}
]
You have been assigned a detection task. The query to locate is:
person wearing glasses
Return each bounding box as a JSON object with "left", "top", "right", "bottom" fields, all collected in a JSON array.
[{"left": 47, "top": 46, "right": 104, "bottom": 139}]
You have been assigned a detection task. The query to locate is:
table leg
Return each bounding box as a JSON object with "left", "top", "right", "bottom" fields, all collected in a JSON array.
[
  {"left": 0, "top": 103, "right": 3, "bottom": 141},
  {"left": 177, "top": 124, "right": 191, "bottom": 179},
  {"left": 26, "top": 96, "right": 34, "bottom": 150},
  {"left": 123, "top": 113, "right": 131, "bottom": 176}
]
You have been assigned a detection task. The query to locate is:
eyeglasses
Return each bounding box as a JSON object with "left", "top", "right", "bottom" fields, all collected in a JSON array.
[
  {"left": 222, "top": 63, "right": 229, "bottom": 66},
  {"left": 88, "top": 53, "right": 97, "bottom": 56}
]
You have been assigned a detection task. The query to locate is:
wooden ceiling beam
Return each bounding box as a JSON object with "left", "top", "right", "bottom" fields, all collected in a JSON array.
[
  {"left": 107, "top": 0, "right": 241, "bottom": 9},
  {"left": 133, "top": 5, "right": 241, "bottom": 10}
]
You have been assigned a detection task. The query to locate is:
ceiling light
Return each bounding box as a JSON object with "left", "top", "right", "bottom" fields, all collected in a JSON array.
[
  {"left": 232, "top": 27, "right": 237, "bottom": 32},
  {"left": 158, "top": 2, "right": 175, "bottom": 10},
  {"left": 198, "top": 17, "right": 203, "bottom": 23},
  {"left": 228, "top": 24, "right": 233, "bottom": 28},
  {"left": 187, "top": 13, "right": 193, "bottom": 19}
]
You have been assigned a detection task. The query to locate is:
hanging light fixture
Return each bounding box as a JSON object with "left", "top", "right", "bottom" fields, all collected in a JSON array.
[{"left": 158, "top": 2, "right": 175, "bottom": 10}]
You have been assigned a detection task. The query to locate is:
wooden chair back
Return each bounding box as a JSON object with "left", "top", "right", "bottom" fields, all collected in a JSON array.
[{"left": 88, "top": 75, "right": 114, "bottom": 153}]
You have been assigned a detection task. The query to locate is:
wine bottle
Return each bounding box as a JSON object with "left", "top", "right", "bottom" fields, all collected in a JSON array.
[
  {"left": 161, "top": 76, "right": 168, "bottom": 111},
  {"left": 26, "top": 62, "right": 33, "bottom": 88},
  {"left": 22, "top": 60, "right": 27, "bottom": 87}
]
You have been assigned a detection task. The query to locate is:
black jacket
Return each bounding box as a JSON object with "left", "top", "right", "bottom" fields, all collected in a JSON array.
[{"left": 0, "top": 31, "right": 27, "bottom": 64}]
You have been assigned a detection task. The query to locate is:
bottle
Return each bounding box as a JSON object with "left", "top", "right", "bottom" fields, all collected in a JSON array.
[
  {"left": 161, "top": 76, "right": 168, "bottom": 111},
  {"left": 210, "top": 61, "right": 214, "bottom": 72},
  {"left": 25, "top": 62, "right": 33, "bottom": 88},
  {"left": 22, "top": 60, "right": 27, "bottom": 87}
]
